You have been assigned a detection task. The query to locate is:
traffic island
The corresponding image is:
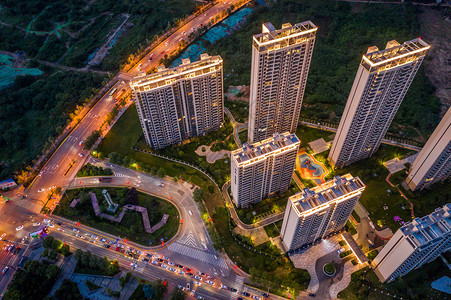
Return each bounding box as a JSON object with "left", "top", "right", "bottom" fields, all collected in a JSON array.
[
  {"left": 324, "top": 262, "right": 336, "bottom": 277},
  {"left": 53, "top": 187, "right": 179, "bottom": 246}
]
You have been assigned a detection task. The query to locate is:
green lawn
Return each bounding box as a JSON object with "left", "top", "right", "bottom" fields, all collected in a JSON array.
[
  {"left": 314, "top": 145, "right": 417, "bottom": 231},
  {"left": 54, "top": 187, "right": 179, "bottom": 246},
  {"left": 99, "top": 105, "right": 235, "bottom": 187},
  {"left": 295, "top": 125, "right": 335, "bottom": 148},
  {"left": 339, "top": 258, "right": 451, "bottom": 300},
  {"left": 225, "top": 99, "right": 249, "bottom": 123},
  {"left": 98, "top": 105, "right": 142, "bottom": 155},
  {"left": 233, "top": 180, "right": 300, "bottom": 224},
  {"left": 264, "top": 222, "right": 281, "bottom": 238}
]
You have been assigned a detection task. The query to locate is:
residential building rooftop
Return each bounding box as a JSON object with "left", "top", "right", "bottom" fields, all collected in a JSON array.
[
  {"left": 289, "top": 174, "right": 365, "bottom": 216},
  {"left": 130, "top": 53, "right": 222, "bottom": 90},
  {"left": 253, "top": 21, "right": 317, "bottom": 45},
  {"left": 232, "top": 132, "right": 299, "bottom": 165},
  {"left": 401, "top": 203, "right": 451, "bottom": 247},
  {"left": 363, "top": 38, "right": 430, "bottom": 66}
]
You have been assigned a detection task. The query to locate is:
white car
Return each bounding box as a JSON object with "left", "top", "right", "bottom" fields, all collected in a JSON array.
[
  {"left": 78, "top": 153, "right": 84, "bottom": 157},
  {"left": 72, "top": 228, "right": 79, "bottom": 233},
  {"left": 38, "top": 189, "right": 44, "bottom": 192},
  {"left": 0, "top": 233, "right": 6, "bottom": 240},
  {"left": 16, "top": 226, "right": 23, "bottom": 231},
  {"left": 33, "top": 222, "right": 41, "bottom": 226},
  {"left": 43, "top": 219, "right": 50, "bottom": 223}
]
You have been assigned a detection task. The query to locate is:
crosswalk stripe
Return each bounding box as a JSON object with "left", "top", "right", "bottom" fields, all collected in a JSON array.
[
  {"left": 167, "top": 242, "right": 228, "bottom": 269},
  {"left": 113, "top": 172, "right": 127, "bottom": 177}
]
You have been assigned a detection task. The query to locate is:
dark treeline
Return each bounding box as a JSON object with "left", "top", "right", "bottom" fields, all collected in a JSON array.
[{"left": 207, "top": 0, "right": 441, "bottom": 138}]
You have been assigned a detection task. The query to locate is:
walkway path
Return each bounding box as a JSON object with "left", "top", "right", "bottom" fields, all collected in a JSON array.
[
  {"left": 224, "top": 107, "right": 247, "bottom": 147},
  {"left": 383, "top": 152, "right": 418, "bottom": 173},
  {"left": 87, "top": 192, "right": 169, "bottom": 234},
  {"left": 195, "top": 145, "right": 230, "bottom": 163},
  {"left": 386, "top": 173, "right": 415, "bottom": 218},
  {"left": 300, "top": 121, "right": 423, "bottom": 151},
  {"left": 221, "top": 181, "right": 284, "bottom": 230}
]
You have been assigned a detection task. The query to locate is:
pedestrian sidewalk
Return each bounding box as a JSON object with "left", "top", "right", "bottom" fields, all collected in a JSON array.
[
  {"left": 289, "top": 235, "right": 342, "bottom": 294},
  {"left": 329, "top": 261, "right": 368, "bottom": 299}
]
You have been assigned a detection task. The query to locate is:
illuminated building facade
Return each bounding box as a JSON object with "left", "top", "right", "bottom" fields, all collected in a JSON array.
[
  {"left": 405, "top": 107, "right": 451, "bottom": 191},
  {"left": 248, "top": 21, "right": 317, "bottom": 143},
  {"left": 130, "top": 54, "right": 223, "bottom": 149},
  {"left": 372, "top": 204, "right": 451, "bottom": 283},
  {"left": 231, "top": 132, "right": 300, "bottom": 208},
  {"left": 329, "top": 39, "right": 430, "bottom": 168},
  {"left": 281, "top": 174, "right": 365, "bottom": 251}
]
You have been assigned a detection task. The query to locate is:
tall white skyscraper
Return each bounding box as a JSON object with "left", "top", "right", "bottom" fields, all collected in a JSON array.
[
  {"left": 130, "top": 53, "right": 223, "bottom": 149},
  {"left": 328, "top": 39, "right": 430, "bottom": 168},
  {"left": 372, "top": 204, "right": 451, "bottom": 283},
  {"left": 231, "top": 132, "right": 300, "bottom": 208},
  {"left": 281, "top": 174, "right": 365, "bottom": 251},
  {"left": 405, "top": 107, "right": 451, "bottom": 191},
  {"left": 248, "top": 21, "right": 317, "bottom": 144}
]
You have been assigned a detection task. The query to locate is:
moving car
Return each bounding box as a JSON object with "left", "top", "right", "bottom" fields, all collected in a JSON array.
[
  {"left": 78, "top": 153, "right": 84, "bottom": 157},
  {"left": 33, "top": 222, "right": 40, "bottom": 226},
  {"left": 16, "top": 225, "right": 23, "bottom": 231},
  {"left": 2, "top": 266, "right": 8, "bottom": 275}
]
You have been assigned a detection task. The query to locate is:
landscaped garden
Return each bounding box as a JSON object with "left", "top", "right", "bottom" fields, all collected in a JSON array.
[
  {"left": 53, "top": 187, "right": 179, "bottom": 246},
  {"left": 95, "top": 105, "right": 311, "bottom": 296},
  {"left": 230, "top": 181, "right": 300, "bottom": 224},
  {"left": 324, "top": 262, "right": 336, "bottom": 276},
  {"left": 338, "top": 258, "right": 451, "bottom": 300}
]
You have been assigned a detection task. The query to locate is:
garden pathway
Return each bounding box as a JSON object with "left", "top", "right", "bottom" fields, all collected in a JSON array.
[
  {"left": 195, "top": 145, "right": 230, "bottom": 163},
  {"left": 86, "top": 192, "right": 169, "bottom": 233}
]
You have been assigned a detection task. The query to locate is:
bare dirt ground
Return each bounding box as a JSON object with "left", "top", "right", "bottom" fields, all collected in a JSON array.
[{"left": 419, "top": 7, "right": 451, "bottom": 111}]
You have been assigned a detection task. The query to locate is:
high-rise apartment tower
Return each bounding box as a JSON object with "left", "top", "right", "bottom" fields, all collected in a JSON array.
[
  {"left": 329, "top": 39, "right": 430, "bottom": 168},
  {"left": 405, "top": 107, "right": 451, "bottom": 191},
  {"left": 130, "top": 53, "right": 223, "bottom": 149},
  {"left": 248, "top": 21, "right": 317, "bottom": 143},
  {"left": 372, "top": 203, "right": 451, "bottom": 283},
  {"left": 281, "top": 174, "right": 365, "bottom": 251},
  {"left": 231, "top": 132, "right": 300, "bottom": 208}
]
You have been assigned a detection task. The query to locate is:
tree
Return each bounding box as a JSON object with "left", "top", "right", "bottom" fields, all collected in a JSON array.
[
  {"left": 84, "top": 130, "right": 101, "bottom": 150},
  {"left": 108, "top": 152, "right": 124, "bottom": 165},
  {"left": 193, "top": 188, "right": 204, "bottom": 202},
  {"left": 126, "top": 187, "right": 139, "bottom": 205},
  {"left": 157, "top": 167, "right": 166, "bottom": 178},
  {"left": 170, "top": 287, "right": 185, "bottom": 300},
  {"left": 55, "top": 279, "right": 83, "bottom": 300},
  {"left": 60, "top": 244, "right": 71, "bottom": 256}
]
